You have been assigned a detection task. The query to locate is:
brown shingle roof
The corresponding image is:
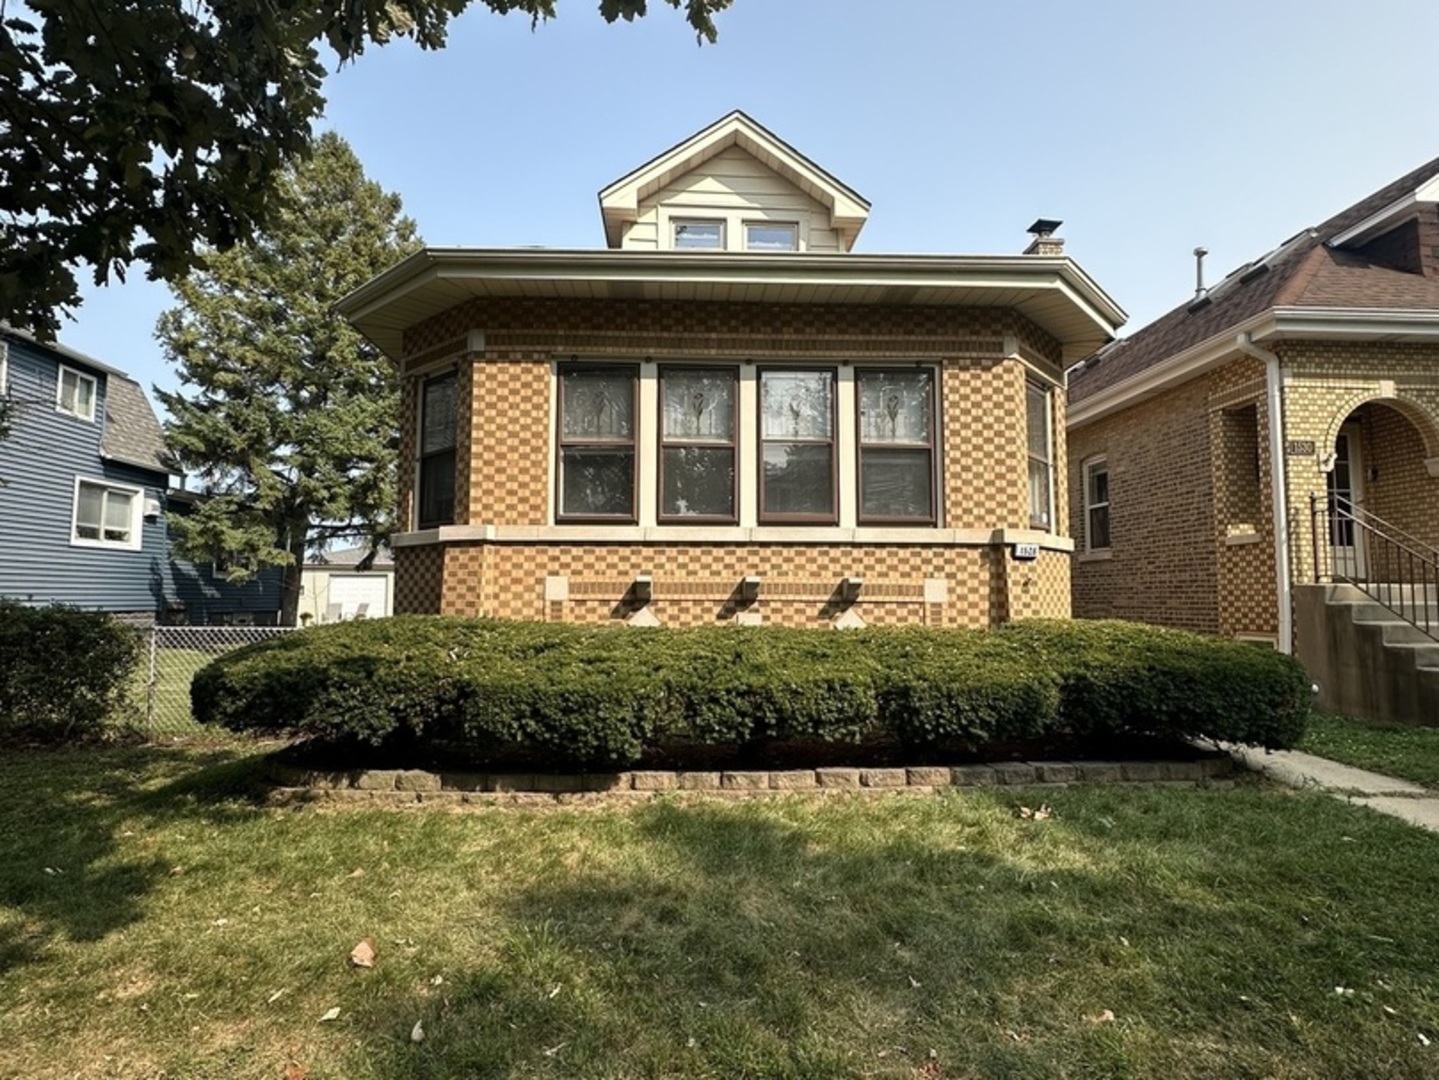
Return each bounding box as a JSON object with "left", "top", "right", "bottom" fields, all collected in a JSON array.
[
  {"left": 100, "top": 376, "right": 170, "bottom": 474},
  {"left": 1070, "top": 154, "right": 1439, "bottom": 404}
]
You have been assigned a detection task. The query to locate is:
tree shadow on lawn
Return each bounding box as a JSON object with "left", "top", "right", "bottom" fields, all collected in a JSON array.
[
  {"left": 0, "top": 744, "right": 272, "bottom": 974},
  {"left": 347, "top": 789, "right": 1439, "bottom": 1079}
]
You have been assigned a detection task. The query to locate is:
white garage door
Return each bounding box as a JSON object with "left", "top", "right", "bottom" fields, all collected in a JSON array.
[{"left": 329, "top": 574, "right": 390, "bottom": 619}]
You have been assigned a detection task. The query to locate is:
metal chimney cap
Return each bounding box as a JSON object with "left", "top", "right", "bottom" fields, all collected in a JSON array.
[{"left": 1027, "top": 218, "right": 1063, "bottom": 237}]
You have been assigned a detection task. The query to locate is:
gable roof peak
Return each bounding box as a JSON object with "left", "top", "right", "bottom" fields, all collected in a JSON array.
[{"left": 597, "top": 111, "right": 870, "bottom": 249}]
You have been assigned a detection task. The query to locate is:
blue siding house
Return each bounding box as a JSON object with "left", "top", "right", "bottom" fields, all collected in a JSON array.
[{"left": 0, "top": 327, "right": 282, "bottom": 624}]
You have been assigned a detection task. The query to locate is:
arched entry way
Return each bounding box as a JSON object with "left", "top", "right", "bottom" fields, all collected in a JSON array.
[{"left": 1321, "top": 398, "right": 1439, "bottom": 584}]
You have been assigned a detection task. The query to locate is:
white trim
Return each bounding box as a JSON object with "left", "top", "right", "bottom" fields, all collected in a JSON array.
[
  {"left": 391, "top": 523, "right": 1075, "bottom": 552},
  {"left": 0, "top": 340, "right": 8, "bottom": 393},
  {"left": 1327, "top": 178, "right": 1439, "bottom": 248},
  {"left": 56, "top": 364, "right": 97, "bottom": 422},
  {"left": 70, "top": 475, "right": 144, "bottom": 551},
  {"left": 1082, "top": 456, "right": 1110, "bottom": 554}
]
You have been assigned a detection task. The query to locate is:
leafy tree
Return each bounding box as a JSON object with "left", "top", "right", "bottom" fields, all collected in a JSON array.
[
  {"left": 0, "top": 0, "right": 732, "bottom": 339},
  {"left": 156, "top": 133, "right": 421, "bottom": 626}
]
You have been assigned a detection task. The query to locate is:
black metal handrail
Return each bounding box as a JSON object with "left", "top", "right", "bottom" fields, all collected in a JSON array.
[{"left": 1310, "top": 491, "right": 1439, "bottom": 640}]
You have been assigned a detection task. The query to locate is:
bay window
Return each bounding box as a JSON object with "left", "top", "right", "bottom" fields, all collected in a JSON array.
[
  {"left": 418, "top": 371, "right": 457, "bottom": 529},
  {"left": 558, "top": 365, "right": 638, "bottom": 521},
  {"left": 660, "top": 367, "right": 737, "bottom": 522},
  {"left": 857, "top": 369, "right": 936, "bottom": 524},
  {"left": 759, "top": 368, "right": 836, "bottom": 523},
  {"left": 1026, "top": 381, "right": 1054, "bottom": 530}
]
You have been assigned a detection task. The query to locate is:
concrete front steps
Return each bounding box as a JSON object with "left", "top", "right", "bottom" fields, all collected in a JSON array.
[{"left": 1294, "top": 583, "right": 1439, "bottom": 726}]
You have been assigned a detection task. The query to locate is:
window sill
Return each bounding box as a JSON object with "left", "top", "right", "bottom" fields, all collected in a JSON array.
[
  {"left": 394, "top": 524, "right": 1076, "bottom": 553},
  {"left": 70, "top": 537, "right": 142, "bottom": 553},
  {"left": 1224, "top": 532, "right": 1264, "bottom": 547},
  {"left": 1077, "top": 549, "right": 1112, "bottom": 562}
]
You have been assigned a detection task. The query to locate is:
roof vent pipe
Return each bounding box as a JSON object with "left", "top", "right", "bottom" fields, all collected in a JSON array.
[{"left": 1193, "top": 246, "right": 1209, "bottom": 299}]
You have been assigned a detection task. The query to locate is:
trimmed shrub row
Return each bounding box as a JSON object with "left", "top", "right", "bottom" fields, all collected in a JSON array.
[
  {"left": 0, "top": 602, "right": 140, "bottom": 744},
  {"left": 192, "top": 617, "right": 1311, "bottom": 769}
]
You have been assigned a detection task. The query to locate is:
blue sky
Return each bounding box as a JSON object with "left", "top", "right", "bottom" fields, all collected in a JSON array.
[{"left": 63, "top": 0, "right": 1439, "bottom": 406}]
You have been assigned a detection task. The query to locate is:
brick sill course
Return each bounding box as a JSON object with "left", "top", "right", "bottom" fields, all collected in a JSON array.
[{"left": 264, "top": 756, "right": 1237, "bottom": 807}]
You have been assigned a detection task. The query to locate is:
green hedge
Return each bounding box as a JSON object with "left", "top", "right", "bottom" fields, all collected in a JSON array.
[
  {"left": 192, "top": 617, "right": 1311, "bottom": 768},
  {"left": 0, "top": 603, "right": 140, "bottom": 744}
]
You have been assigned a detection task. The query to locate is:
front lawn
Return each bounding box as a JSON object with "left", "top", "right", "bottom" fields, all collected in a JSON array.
[
  {"left": 2, "top": 747, "right": 1438, "bottom": 1079},
  {"left": 1301, "top": 712, "right": 1439, "bottom": 789}
]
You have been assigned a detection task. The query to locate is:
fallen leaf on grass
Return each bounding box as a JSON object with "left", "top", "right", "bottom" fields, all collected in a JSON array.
[
  {"left": 318, "top": 1007, "right": 341, "bottom": 1023},
  {"left": 266, "top": 989, "right": 286, "bottom": 1005},
  {"left": 430, "top": 975, "right": 444, "bottom": 987},
  {"left": 1018, "top": 805, "right": 1053, "bottom": 821},
  {"left": 350, "top": 938, "right": 378, "bottom": 968},
  {"left": 168, "top": 866, "right": 184, "bottom": 877},
  {"left": 282, "top": 1065, "right": 309, "bottom": 1080},
  {"left": 348, "top": 867, "right": 365, "bottom": 878},
  {"left": 1086, "top": 1009, "right": 1116, "bottom": 1025},
  {"left": 410, "top": 1020, "right": 425, "bottom": 1043},
  {"left": 1420, "top": 1033, "right": 1432, "bottom": 1047},
  {"left": 543, "top": 1042, "right": 567, "bottom": 1057}
]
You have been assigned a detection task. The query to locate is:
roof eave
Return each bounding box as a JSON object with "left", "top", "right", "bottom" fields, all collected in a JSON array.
[
  {"left": 1069, "top": 306, "right": 1439, "bottom": 427},
  {"left": 338, "top": 249, "right": 1127, "bottom": 365}
]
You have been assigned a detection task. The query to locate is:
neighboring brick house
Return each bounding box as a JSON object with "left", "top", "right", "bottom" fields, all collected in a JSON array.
[
  {"left": 339, "top": 112, "right": 1124, "bottom": 628},
  {"left": 1067, "top": 158, "right": 1439, "bottom": 722}
]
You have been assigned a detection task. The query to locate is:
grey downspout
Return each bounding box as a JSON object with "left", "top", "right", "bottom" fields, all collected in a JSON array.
[{"left": 1237, "top": 332, "right": 1293, "bottom": 654}]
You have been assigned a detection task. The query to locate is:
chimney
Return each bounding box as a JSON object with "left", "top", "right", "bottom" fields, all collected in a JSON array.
[{"left": 1024, "top": 219, "right": 1064, "bottom": 256}]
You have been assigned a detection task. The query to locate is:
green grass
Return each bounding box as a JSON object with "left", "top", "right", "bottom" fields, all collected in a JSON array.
[
  {"left": 118, "top": 647, "right": 229, "bottom": 740},
  {"left": 1300, "top": 713, "right": 1439, "bottom": 789},
  {"left": 3, "top": 748, "right": 1439, "bottom": 1079}
]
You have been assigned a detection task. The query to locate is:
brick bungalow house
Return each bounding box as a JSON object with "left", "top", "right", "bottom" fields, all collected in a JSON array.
[
  {"left": 1067, "top": 157, "right": 1439, "bottom": 723},
  {"left": 339, "top": 112, "right": 1124, "bottom": 628}
]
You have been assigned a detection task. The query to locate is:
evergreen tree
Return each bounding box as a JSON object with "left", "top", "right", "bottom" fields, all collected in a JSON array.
[{"left": 156, "top": 133, "right": 421, "bottom": 626}]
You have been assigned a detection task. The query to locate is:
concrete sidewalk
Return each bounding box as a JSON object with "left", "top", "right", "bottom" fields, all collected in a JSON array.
[{"left": 1229, "top": 746, "right": 1439, "bottom": 834}]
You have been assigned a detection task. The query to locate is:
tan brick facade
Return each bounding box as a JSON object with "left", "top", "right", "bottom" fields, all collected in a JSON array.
[
  {"left": 1070, "top": 341, "right": 1439, "bottom": 640},
  {"left": 391, "top": 297, "right": 1074, "bottom": 628}
]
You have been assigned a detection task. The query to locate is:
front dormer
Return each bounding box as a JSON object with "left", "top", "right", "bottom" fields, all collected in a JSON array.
[{"left": 597, "top": 111, "right": 871, "bottom": 253}]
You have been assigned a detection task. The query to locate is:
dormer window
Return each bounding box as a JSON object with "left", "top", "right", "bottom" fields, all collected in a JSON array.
[
  {"left": 673, "top": 220, "right": 724, "bottom": 250},
  {"left": 57, "top": 365, "right": 97, "bottom": 421},
  {"left": 745, "top": 222, "right": 798, "bottom": 252}
]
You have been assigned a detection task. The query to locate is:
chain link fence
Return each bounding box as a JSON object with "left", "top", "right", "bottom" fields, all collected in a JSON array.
[{"left": 129, "top": 625, "right": 296, "bottom": 739}]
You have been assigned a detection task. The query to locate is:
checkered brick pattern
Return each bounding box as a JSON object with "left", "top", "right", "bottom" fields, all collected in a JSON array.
[
  {"left": 942, "top": 357, "right": 1030, "bottom": 528},
  {"left": 397, "top": 375, "right": 417, "bottom": 531},
  {"left": 1005, "top": 551, "right": 1071, "bottom": 621},
  {"left": 401, "top": 297, "right": 1063, "bottom": 368},
  {"left": 394, "top": 545, "right": 445, "bottom": 614},
  {"left": 393, "top": 541, "right": 1049, "bottom": 628},
  {"left": 468, "top": 360, "right": 551, "bottom": 524}
]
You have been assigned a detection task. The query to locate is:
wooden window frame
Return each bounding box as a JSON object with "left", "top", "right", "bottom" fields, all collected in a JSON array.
[
  {"left": 657, "top": 365, "right": 739, "bottom": 525},
  {"left": 1083, "top": 457, "right": 1110, "bottom": 552},
  {"left": 556, "top": 363, "right": 640, "bottom": 524},
  {"left": 417, "top": 370, "right": 458, "bottom": 531},
  {"left": 855, "top": 366, "right": 938, "bottom": 526},
  {"left": 757, "top": 366, "right": 839, "bottom": 525}
]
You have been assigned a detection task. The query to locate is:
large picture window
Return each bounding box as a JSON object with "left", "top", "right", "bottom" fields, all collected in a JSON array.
[
  {"left": 1084, "top": 458, "right": 1110, "bottom": 551},
  {"left": 1026, "top": 382, "right": 1054, "bottom": 530},
  {"left": 760, "top": 368, "right": 836, "bottom": 523},
  {"left": 857, "top": 369, "right": 935, "bottom": 523},
  {"left": 558, "top": 365, "right": 638, "bottom": 521},
  {"left": 660, "top": 367, "right": 737, "bottom": 522},
  {"left": 418, "top": 371, "right": 457, "bottom": 529},
  {"left": 72, "top": 478, "right": 141, "bottom": 550}
]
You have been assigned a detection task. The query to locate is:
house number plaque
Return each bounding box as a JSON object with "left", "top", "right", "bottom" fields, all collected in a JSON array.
[
  {"left": 1286, "top": 440, "right": 1316, "bottom": 457},
  {"left": 1012, "top": 543, "right": 1040, "bottom": 561}
]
